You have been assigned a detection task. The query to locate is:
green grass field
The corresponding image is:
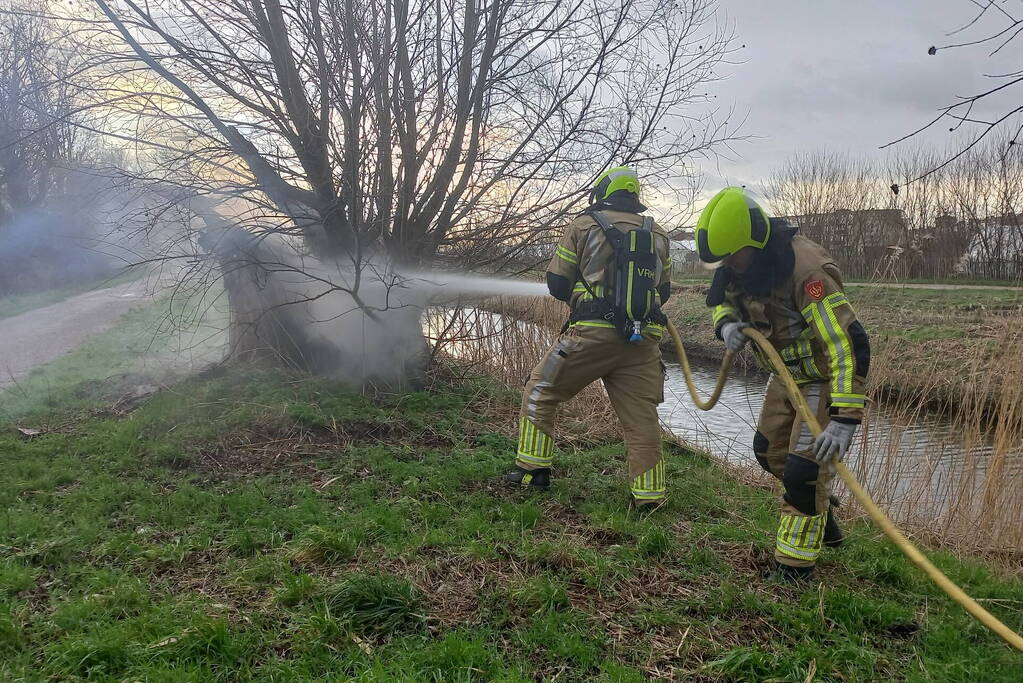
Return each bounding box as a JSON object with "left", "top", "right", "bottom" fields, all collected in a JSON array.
[
  {"left": 1, "top": 366, "right": 1020, "bottom": 681},
  {"left": 671, "top": 275, "right": 1023, "bottom": 288}
]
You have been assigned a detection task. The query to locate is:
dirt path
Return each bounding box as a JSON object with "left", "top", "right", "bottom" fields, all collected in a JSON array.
[{"left": 0, "top": 280, "right": 155, "bottom": 390}]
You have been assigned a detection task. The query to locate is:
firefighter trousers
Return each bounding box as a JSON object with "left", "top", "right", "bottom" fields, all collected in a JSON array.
[
  {"left": 754, "top": 378, "right": 835, "bottom": 568},
  {"left": 516, "top": 323, "right": 666, "bottom": 501}
]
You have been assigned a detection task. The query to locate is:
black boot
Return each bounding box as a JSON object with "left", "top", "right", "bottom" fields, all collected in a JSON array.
[
  {"left": 767, "top": 562, "right": 815, "bottom": 583},
  {"left": 629, "top": 496, "right": 665, "bottom": 514},
  {"left": 824, "top": 497, "right": 845, "bottom": 548},
  {"left": 503, "top": 465, "right": 550, "bottom": 490}
]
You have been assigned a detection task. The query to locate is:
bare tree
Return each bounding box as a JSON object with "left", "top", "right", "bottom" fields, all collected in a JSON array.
[
  {"left": 884, "top": 0, "right": 1023, "bottom": 185},
  {"left": 768, "top": 151, "right": 903, "bottom": 278},
  {"left": 944, "top": 133, "right": 1023, "bottom": 280},
  {"left": 16, "top": 0, "right": 741, "bottom": 385},
  {"left": 769, "top": 138, "right": 1023, "bottom": 282},
  {"left": 0, "top": 3, "right": 119, "bottom": 296},
  {"left": 0, "top": 3, "right": 80, "bottom": 228},
  {"left": 74, "top": 0, "right": 739, "bottom": 268}
]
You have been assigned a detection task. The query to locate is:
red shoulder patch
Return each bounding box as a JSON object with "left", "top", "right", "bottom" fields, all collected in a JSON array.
[{"left": 805, "top": 279, "right": 825, "bottom": 301}]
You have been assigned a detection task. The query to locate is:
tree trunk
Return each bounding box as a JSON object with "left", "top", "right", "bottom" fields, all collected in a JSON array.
[{"left": 201, "top": 223, "right": 428, "bottom": 390}]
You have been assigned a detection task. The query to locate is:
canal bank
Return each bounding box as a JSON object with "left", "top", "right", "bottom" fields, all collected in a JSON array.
[
  {"left": 664, "top": 281, "right": 1023, "bottom": 418},
  {"left": 429, "top": 298, "right": 1023, "bottom": 557}
]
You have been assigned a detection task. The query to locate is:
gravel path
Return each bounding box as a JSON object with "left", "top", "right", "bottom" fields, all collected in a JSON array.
[{"left": 0, "top": 281, "right": 155, "bottom": 390}]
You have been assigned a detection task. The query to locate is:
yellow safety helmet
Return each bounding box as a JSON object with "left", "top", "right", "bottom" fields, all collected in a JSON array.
[
  {"left": 591, "top": 166, "right": 640, "bottom": 203},
  {"left": 695, "top": 187, "right": 771, "bottom": 264}
]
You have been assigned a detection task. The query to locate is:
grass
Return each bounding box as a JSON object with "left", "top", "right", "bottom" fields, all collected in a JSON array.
[
  {"left": 670, "top": 274, "right": 1023, "bottom": 288},
  {"left": 0, "top": 366, "right": 1020, "bottom": 680},
  {"left": 0, "top": 286, "right": 228, "bottom": 423},
  {"left": 845, "top": 283, "right": 1023, "bottom": 309},
  {"left": 0, "top": 266, "right": 148, "bottom": 321},
  {"left": 862, "top": 277, "right": 1022, "bottom": 287}
]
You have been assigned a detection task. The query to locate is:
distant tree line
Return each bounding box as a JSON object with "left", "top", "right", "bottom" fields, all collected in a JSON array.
[
  {"left": 0, "top": 4, "right": 105, "bottom": 297},
  {"left": 768, "top": 138, "right": 1023, "bottom": 282}
]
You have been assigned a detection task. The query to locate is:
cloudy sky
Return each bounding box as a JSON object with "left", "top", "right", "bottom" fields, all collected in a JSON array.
[{"left": 696, "top": 0, "right": 1019, "bottom": 200}]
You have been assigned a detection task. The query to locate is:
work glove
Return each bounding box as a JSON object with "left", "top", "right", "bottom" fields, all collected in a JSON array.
[
  {"left": 813, "top": 420, "right": 857, "bottom": 464},
  {"left": 719, "top": 321, "right": 750, "bottom": 352}
]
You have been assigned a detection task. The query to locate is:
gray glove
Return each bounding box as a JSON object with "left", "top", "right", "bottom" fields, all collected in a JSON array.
[
  {"left": 813, "top": 421, "right": 857, "bottom": 463},
  {"left": 720, "top": 321, "right": 750, "bottom": 352}
]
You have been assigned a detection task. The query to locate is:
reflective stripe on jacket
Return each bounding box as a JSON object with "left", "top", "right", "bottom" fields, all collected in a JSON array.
[{"left": 709, "top": 235, "right": 870, "bottom": 422}]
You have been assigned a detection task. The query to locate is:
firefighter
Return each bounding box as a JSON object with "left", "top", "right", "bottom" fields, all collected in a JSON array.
[
  {"left": 503, "top": 166, "right": 674, "bottom": 509},
  {"left": 696, "top": 187, "right": 871, "bottom": 581}
]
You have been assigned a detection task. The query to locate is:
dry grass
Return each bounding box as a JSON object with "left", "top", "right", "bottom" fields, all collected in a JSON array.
[
  {"left": 424, "top": 298, "right": 622, "bottom": 447},
  {"left": 829, "top": 287, "right": 1023, "bottom": 556},
  {"left": 853, "top": 316, "right": 1023, "bottom": 557}
]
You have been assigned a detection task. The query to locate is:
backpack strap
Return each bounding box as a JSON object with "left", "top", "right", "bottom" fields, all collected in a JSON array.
[
  {"left": 572, "top": 210, "right": 619, "bottom": 304},
  {"left": 589, "top": 210, "right": 623, "bottom": 243}
]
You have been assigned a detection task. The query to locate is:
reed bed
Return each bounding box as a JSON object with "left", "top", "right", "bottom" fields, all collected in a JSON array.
[{"left": 423, "top": 298, "right": 620, "bottom": 448}]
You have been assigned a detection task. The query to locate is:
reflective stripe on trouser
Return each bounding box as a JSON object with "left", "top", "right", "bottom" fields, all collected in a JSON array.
[
  {"left": 776, "top": 511, "right": 826, "bottom": 564},
  {"left": 516, "top": 325, "right": 665, "bottom": 499},
  {"left": 630, "top": 458, "right": 665, "bottom": 500},
  {"left": 755, "top": 378, "right": 834, "bottom": 567},
  {"left": 517, "top": 416, "right": 554, "bottom": 467}
]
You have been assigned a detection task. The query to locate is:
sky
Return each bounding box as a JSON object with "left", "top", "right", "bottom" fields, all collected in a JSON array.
[{"left": 695, "top": 0, "right": 1019, "bottom": 202}]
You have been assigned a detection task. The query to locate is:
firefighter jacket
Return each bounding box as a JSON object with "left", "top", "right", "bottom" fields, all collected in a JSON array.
[
  {"left": 546, "top": 209, "right": 673, "bottom": 335},
  {"left": 710, "top": 235, "right": 870, "bottom": 423}
]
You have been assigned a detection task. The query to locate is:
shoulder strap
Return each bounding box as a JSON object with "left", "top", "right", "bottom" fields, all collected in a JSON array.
[
  {"left": 589, "top": 209, "right": 615, "bottom": 236},
  {"left": 588, "top": 209, "right": 628, "bottom": 254},
  {"left": 590, "top": 210, "right": 649, "bottom": 241},
  {"left": 572, "top": 210, "right": 618, "bottom": 305}
]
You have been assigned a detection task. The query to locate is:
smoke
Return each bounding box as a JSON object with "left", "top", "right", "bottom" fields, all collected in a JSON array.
[
  {"left": 0, "top": 171, "right": 548, "bottom": 394},
  {"left": 0, "top": 207, "right": 109, "bottom": 296},
  {"left": 199, "top": 225, "right": 548, "bottom": 389},
  {"left": 0, "top": 169, "right": 157, "bottom": 298}
]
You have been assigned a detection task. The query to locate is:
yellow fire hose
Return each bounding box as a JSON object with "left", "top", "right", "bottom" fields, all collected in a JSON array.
[{"left": 663, "top": 318, "right": 1023, "bottom": 652}]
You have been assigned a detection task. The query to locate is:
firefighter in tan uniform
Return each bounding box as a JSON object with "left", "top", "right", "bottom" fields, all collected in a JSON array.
[
  {"left": 696, "top": 187, "right": 871, "bottom": 581},
  {"left": 504, "top": 166, "right": 673, "bottom": 508}
]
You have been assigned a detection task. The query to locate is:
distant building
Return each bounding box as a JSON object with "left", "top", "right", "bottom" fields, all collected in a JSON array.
[
  {"left": 665, "top": 208, "right": 1023, "bottom": 281},
  {"left": 667, "top": 227, "right": 694, "bottom": 242},
  {"left": 776, "top": 209, "right": 907, "bottom": 254},
  {"left": 663, "top": 227, "right": 698, "bottom": 275},
  {"left": 773, "top": 209, "right": 910, "bottom": 278},
  {"left": 956, "top": 215, "right": 1023, "bottom": 280}
]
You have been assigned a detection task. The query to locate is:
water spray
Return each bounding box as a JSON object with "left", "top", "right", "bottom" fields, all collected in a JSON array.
[{"left": 403, "top": 270, "right": 549, "bottom": 302}]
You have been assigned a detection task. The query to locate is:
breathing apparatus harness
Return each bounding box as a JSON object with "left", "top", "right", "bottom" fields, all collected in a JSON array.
[{"left": 568, "top": 210, "right": 667, "bottom": 341}]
